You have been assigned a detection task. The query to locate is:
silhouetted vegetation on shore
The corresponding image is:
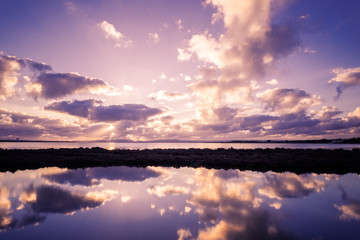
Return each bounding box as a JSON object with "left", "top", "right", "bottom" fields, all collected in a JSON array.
[{"left": 0, "top": 148, "right": 359, "bottom": 174}]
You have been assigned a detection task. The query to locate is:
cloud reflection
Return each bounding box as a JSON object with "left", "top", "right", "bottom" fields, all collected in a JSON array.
[
  {"left": 0, "top": 184, "right": 114, "bottom": 232},
  {"left": 44, "top": 166, "right": 162, "bottom": 187},
  {"left": 186, "top": 169, "right": 328, "bottom": 239},
  {"left": 335, "top": 187, "right": 360, "bottom": 221}
]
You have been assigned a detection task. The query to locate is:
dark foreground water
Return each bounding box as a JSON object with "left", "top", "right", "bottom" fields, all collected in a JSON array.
[{"left": 0, "top": 166, "right": 359, "bottom": 240}]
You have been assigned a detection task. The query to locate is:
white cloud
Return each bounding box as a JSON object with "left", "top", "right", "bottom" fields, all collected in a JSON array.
[
  {"left": 160, "top": 72, "right": 167, "bottom": 79},
  {"left": 148, "top": 32, "right": 160, "bottom": 44},
  {"left": 176, "top": 19, "right": 184, "bottom": 30},
  {"left": 98, "top": 21, "right": 133, "bottom": 48},
  {"left": 177, "top": 48, "right": 192, "bottom": 61},
  {"left": 147, "top": 185, "right": 190, "bottom": 197},
  {"left": 266, "top": 79, "right": 279, "bottom": 85},
  {"left": 329, "top": 67, "right": 360, "bottom": 99},
  {"left": 148, "top": 90, "right": 190, "bottom": 102},
  {"left": 123, "top": 85, "right": 133, "bottom": 91}
]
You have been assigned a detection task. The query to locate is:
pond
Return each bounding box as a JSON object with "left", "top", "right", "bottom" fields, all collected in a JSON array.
[{"left": 0, "top": 166, "right": 359, "bottom": 239}]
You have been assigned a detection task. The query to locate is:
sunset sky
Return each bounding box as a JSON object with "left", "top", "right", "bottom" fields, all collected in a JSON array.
[{"left": 1, "top": 0, "right": 360, "bottom": 141}]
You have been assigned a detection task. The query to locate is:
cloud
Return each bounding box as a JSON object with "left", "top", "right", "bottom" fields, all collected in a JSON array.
[
  {"left": 148, "top": 90, "right": 190, "bottom": 102},
  {"left": 0, "top": 53, "right": 116, "bottom": 100},
  {"left": 44, "top": 167, "right": 162, "bottom": 187},
  {"left": 29, "top": 185, "right": 111, "bottom": 214},
  {"left": 192, "top": 169, "right": 298, "bottom": 240},
  {"left": 329, "top": 67, "right": 360, "bottom": 99},
  {"left": 315, "top": 106, "right": 342, "bottom": 120},
  {"left": 179, "top": 0, "right": 303, "bottom": 120},
  {"left": 98, "top": 20, "right": 133, "bottom": 48},
  {"left": 147, "top": 185, "right": 190, "bottom": 197},
  {"left": 27, "top": 72, "right": 114, "bottom": 99},
  {"left": 257, "top": 88, "right": 321, "bottom": 114},
  {"left": 0, "top": 184, "right": 115, "bottom": 231},
  {"left": 0, "top": 55, "right": 22, "bottom": 100},
  {"left": 258, "top": 172, "right": 325, "bottom": 200},
  {"left": 148, "top": 32, "right": 160, "bottom": 44},
  {"left": 176, "top": 19, "right": 184, "bottom": 30},
  {"left": 177, "top": 48, "right": 192, "bottom": 61},
  {"left": 334, "top": 187, "right": 360, "bottom": 220},
  {"left": 45, "top": 99, "right": 102, "bottom": 118},
  {"left": 266, "top": 79, "right": 278, "bottom": 85},
  {"left": 45, "top": 99, "right": 163, "bottom": 122},
  {"left": 0, "top": 108, "right": 112, "bottom": 140}
]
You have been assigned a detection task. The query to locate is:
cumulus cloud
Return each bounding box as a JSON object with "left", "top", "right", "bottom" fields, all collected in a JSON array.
[
  {"left": 27, "top": 72, "right": 114, "bottom": 99},
  {"left": 329, "top": 67, "right": 360, "bottom": 99},
  {"left": 45, "top": 99, "right": 163, "bottom": 122},
  {"left": 315, "top": 106, "right": 342, "bottom": 120},
  {"left": 177, "top": 48, "right": 192, "bottom": 61},
  {"left": 148, "top": 32, "right": 160, "bottom": 44},
  {"left": 45, "top": 99, "right": 102, "bottom": 118},
  {"left": 0, "top": 55, "right": 23, "bottom": 99},
  {"left": 0, "top": 108, "right": 114, "bottom": 140},
  {"left": 178, "top": 0, "right": 303, "bottom": 121},
  {"left": 257, "top": 88, "right": 321, "bottom": 114},
  {"left": 98, "top": 20, "right": 133, "bottom": 48},
  {"left": 1, "top": 53, "right": 116, "bottom": 100},
  {"left": 266, "top": 79, "right": 278, "bottom": 85},
  {"left": 148, "top": 90, "right": 190, "bottom": 102}
]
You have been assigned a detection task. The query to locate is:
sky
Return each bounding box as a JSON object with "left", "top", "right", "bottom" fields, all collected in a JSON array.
[{"left": 0, "top": 0, "right": 360, "bottom": 141}]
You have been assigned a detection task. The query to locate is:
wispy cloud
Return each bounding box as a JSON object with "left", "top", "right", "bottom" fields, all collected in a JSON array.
[{"left": 98, "top": 20, "right": 133, "bottom": 48}]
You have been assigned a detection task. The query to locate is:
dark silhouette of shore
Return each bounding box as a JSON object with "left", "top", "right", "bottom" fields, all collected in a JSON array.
[{"left": 0, "top": 148, "right": 359, "bottom": 174}]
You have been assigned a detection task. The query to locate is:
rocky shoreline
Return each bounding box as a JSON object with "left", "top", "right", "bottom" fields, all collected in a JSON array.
[{"left": 0, "top": 147, "right": 359, "bottom": 174}]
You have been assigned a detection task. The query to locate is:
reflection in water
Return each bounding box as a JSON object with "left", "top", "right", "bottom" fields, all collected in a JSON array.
[
  {"left": 44, "top": 166, "right": 162, "bottom": 186},
  {"left": 335, "top": 186, "right": 360, "bottom": 220},
  {"left": 0, "top": 167, "right": 359, "bottom": 239}
]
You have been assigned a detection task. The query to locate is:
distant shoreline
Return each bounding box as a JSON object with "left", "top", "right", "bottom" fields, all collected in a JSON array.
[
  {"left": 1, "top": 148, "right": 359, "bottom": 174},
  {"left": 1, "top": 137, "right": 360, "bottom": 144}
]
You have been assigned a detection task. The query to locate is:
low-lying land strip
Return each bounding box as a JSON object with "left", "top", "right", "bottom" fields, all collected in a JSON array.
[{"left": 0, "top": 148, "right": 359, "bottom": 174}]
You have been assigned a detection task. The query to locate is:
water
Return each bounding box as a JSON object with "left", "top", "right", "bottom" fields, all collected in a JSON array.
[
  {"left": 1, "top": 141, "right": 359, "bottom": 150},
  {"left": 0, "top": 166, "right": 359, "bottom": 239}
]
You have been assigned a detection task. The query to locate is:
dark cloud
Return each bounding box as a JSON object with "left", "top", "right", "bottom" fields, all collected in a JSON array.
[
  {"left": 44, "top": 166, "right": 162, "bottom": 186},
  {"left": 257, "top": 88, "right": 320, "bottom": 114},
  {"left": 30, "top": 185, "right": 106, "bottom": 214},
  {"left": 45, "top": 99, "right": 163, "bottom": 122},
  {"left": 91, "top": 104, "right": 162, "bottom": 122},
  {"left": 266, "top": 22, "right": 301, "bottom": 60},
  {"left": 0, "top": 184, "right": 112, "bottom": 232},
  {"left": 29, "top": 72, "right": 112, "bottom": 99},
  {"left": 213, "top": 107, "right": 238, "bottom": 121},
  {"left": 214, "top": 169, "right": 240, "bottom": 179},
  {"left": 45, "top": 99, "right": 102, "bottom": 118},
  {"left": 24, "top": 58, "right": 52, "bottom": 72}
]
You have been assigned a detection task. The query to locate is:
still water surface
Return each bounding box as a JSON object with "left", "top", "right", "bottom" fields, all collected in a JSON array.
[
  {"left": 0, "top": 166, "right": 359, "bottom": 239},
  {"left": 1, "top": 141, "right": 360, "bottom": 150}
]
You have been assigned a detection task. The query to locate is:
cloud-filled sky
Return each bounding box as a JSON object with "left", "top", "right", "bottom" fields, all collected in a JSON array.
[{"left": 0, "top": 0, "right": 359, "bottom": 141}]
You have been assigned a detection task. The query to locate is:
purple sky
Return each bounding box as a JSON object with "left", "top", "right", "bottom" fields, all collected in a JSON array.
[{"left": 0, "top": 0, "right": 360, "bottom": 141}]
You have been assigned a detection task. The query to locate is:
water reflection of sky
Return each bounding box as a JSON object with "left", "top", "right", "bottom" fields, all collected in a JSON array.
[{"left": 0, "top": 167, "right": 359, "bottom": 239}]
